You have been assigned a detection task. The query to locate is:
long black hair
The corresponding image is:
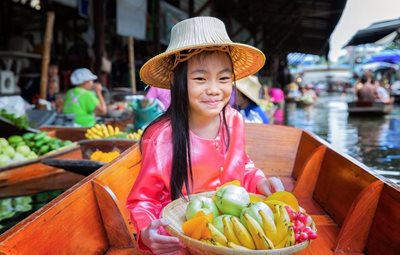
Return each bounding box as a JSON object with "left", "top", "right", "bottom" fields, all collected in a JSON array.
[{"left": 141, "top": 51, "right": 233, "bottom": 200}]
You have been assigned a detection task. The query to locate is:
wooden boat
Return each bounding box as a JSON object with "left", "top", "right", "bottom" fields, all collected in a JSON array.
[
  {"left": 295, "top": 99, "right": 315, "bottom": 108},
  {"left": 0, "top": 139, "right": 137, "bottom": 198},
  {"left": 347, "top": 101, "right": 393, "bottom": 116},
  {"left": 0, "top": 123, "right": 399, "bottom": 254}
]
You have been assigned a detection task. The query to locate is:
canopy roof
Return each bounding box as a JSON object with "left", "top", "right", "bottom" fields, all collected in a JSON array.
[
  {"left": 229, "top": 0, "right": 347, "bottom": 56},
  {"left": 345, "top": 18, "right": 400, "bottom": 47}
]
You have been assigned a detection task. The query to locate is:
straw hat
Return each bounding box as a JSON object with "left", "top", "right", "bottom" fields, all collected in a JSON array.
[
  {"left": 140, "top": 16, "right": 266, "bottom": 89},
  {"left": 235, "top": 75, "right": 262, "bottom": 105}
]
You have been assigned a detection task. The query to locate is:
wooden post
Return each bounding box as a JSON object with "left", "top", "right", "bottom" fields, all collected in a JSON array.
[
  {"left": 93, "top": 0, "right": 105, "bottom": 84},
  {"left": 39, "top": 11, "right": 55, "bottom": 100},
  {"left": 128, "top": 37, "right": 136, "bottom": 93}
]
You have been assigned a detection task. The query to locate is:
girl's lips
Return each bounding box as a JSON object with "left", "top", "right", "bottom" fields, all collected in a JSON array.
[{"left": 203, "top": 100, "right": 221, "bottom": 107}]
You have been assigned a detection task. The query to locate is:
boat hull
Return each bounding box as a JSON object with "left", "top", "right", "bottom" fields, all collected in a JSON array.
[{"left": 0, "top": 124, "right": 398, "bottom": 255}]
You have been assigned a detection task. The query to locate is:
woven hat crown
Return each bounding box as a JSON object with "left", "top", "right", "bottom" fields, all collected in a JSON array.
[
  {"left": 166, "top": 17, "right": 232, "bottom": 53},
  {"left": 236, "top": 75, "right": 262, "bottom": 105},
  {"left": 140, "top": 16, "right": 266, "bottom": 88}
]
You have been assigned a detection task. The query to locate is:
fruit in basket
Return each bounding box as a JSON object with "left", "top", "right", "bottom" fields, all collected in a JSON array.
[
  {"left": 182, "top": 211, "right": 212, "bottom": 240},
  {"left": 243, "top": 213, "right": 274, "bottom": 249},
  {"left": 265, "top": 191, "right": 299, "bottom": 211},
  {"left": 230, "top": 215, "right": 256, "bottom": 249},
  {"left": 222, "top": 215, "right": 241, "bottom": 245},
  {"left": 85, "top": 124, "right": 122, "bottom": 139},
  {"left": 186, "top": 195, "right": 219, "bottom": 220},
  {"left": 240, "top": 202, "right": 273, "bottom": 227},
  {"left": 207, "top": 222, "right": 228, "bottom": 246},
  {"left": 212, "top": 215, "right": 226, "bottom": 233},
  {"left": 214, "top": 184, "right": 250, "bottom": 217}
]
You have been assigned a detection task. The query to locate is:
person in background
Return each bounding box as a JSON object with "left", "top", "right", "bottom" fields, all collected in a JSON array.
[
  {"left": 145, "top": 86, "right": 171, "bottom": 110},
  {"left": 235, "top": 75, "right": 269, "bottom": 124},
  {"left": 357, "top": 75, "right": 376, "bottom": 102},
  {"left": 374, "top": 81, "right": 391, "bottom": 103},
  {"left": 63, "top": 68, "right": 107, "bottom": 127},
  {"left": 126, "top": 16, "right": 284, "bottom": 254}
]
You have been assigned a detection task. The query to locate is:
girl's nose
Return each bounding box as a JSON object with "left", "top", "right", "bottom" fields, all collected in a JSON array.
[{"left": 206, "top": 81, "right": 220, "bottom": 95}]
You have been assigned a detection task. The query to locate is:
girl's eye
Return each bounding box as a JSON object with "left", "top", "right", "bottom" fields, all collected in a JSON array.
[
  {"left": 193, "top": 77, "right": 206, "bottom": 81},
  {"left": 220, "top": 77, "right": 231, "bottom": 81}
]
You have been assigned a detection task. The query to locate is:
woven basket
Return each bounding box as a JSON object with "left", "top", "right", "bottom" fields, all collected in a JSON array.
[{"left": 161, "top": 191, "right": 312, "bottom": 255}]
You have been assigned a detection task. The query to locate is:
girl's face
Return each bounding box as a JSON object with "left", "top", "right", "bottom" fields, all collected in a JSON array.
[{"left": 187, "top": 52, "right": 233, "bottom": 120}]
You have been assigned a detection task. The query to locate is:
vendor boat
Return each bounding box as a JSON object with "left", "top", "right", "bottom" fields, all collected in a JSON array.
[
  {"left": 347, "top": 101, "right": 393, "bottom": 116},
  {"left": 0, "top": 123, "right": 398, "bottom": 255}
]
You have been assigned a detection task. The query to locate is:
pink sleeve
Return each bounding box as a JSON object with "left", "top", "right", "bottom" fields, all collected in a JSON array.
[
  {"left": 242, "top": 154, "right": 266, "bottom": 194},
  {"left": 126, "top": 137, "right": 165, "bottom": 252},
  {"left": 145, "top": 87, "right": 157, "bottom": 100}
]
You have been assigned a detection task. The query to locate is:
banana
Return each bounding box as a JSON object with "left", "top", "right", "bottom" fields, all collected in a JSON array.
[
  {"left": 259, "top": 209, "right": 278, "bottom": 242},
  {"left": 114, "top": 126, "right": 121, "bottom": 134},
  {"left": 274, "top": 226, "right": 295, "bottom": 248},
  {"left": 101, "top": 124, "right": 109, "bottom": 137},
  {"left": 207, "top": 223, "right": 228, "bottom": 246},
  {"left": 230, "top": 216, "right": 255, "bottom": 249},
  {"left": 273, "top": 205, "right": 290, "bottom": 245},
  {"left": 243, "top": 213, "right": 274, "bottom": 250},
  {"left": 90, "top": 126, "right": 104, "bottom": 137},
  {"left": 107, "top": 125, "right": 114, "bottom": 136},
  {"left": 222, "top": 216, "right": 241, "bottom": 245},
  {"left": 85, "top": 129, "right": 102, "bottom": 139},
  {"left": 227, "top": 241, "right": 252, "bottom": 250}
]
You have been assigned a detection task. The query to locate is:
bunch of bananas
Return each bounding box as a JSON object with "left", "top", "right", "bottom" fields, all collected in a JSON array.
[
  {"left": 85, "top": 124, "right": 121, "bottom": 139},
  {"left": 126, "top": 129, "right": 143, "bottom": 140},
  {"left": 200, "top": 207, "right": 294, "bottom": 250}
]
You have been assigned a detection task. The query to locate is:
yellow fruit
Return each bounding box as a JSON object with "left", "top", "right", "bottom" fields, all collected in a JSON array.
[
  {"left": 250, "top": 194, "right": 265, "bottom": 203},
  {"left": 265, "top": 191, "right": 299, "bottom": 211}
]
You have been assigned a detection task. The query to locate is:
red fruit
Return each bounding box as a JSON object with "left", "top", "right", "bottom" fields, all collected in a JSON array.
[
  {"left": 297, "top": 213, "right": 308, "bottom": 224},
  {"left": 308, "top": 231, "right": 317, "bottom": 240},
  {"left": 294, "top": 220, "right": 305, "bottom": 230},
  {"left": 299, "top": 232, "right": 309, "bottom": 241},
  {"left": 303, "top": 226, "right": 313, "bottom": 234}
]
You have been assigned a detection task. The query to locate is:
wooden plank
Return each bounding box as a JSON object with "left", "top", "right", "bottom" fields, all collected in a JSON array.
[
  {"left": 92, "top": 180, "right": 135, "bottom": 248},
  {"left": 0, "top": 181, "right": 109, "bottom": 254},
  {"left": 313, "top": 148, "right": 378, "bottom": 226},
  {"left": 293, "top": 145, "right": 326, "bottom": 198},
  {"left": 244, "top": 123, "right": 302, "bottom": 176},
  {"left": 366, "top": 184, "right": 400, "bottom": 255},
  {"left": 292, "top": 131, "right": 324, "bottom": 179},
  {"left": 335, "top": 180, "right": 384, "bottom": 253}
]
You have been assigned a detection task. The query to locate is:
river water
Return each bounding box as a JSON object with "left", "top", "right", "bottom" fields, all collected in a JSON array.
[{"left": 284, "top": 94, "right": 400, "bottom": 185}]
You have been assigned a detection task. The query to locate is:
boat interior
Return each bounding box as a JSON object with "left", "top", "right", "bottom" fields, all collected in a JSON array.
[{"left": 0, "top": 123, "right": 398, "bottom": 255}]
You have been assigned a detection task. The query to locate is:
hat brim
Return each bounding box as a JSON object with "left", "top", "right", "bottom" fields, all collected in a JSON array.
[{"left": 140, "top": 43, "right": 266, "bottom": 89}]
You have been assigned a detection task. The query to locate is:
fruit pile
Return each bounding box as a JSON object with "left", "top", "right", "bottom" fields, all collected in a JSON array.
[
  {"left": 85, "top": 124, "right": 143, "bottom": 140},
  {"left": 181, "top": 183, "right": 317, "bottom": 251},
  {"left": 85, "top": 124, "right": 122, "bottom": 139},
  {"left": 89, "top": 150, "right": 120, "bottom": 163},
  {"left": 0, "top": 132, "right": 73, "bottom": 167}
]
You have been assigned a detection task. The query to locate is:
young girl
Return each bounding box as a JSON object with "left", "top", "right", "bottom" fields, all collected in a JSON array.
[{"left": 126, "top": 17, "right": 284, "bottom": 254}]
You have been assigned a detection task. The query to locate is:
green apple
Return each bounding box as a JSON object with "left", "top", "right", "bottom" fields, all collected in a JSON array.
[
  {"left": 240, "top": 202, "right": 274, "bottom": 227},
  {"left": 185, "top": 195, "right": 219, "bottom": 220},
  {"left": 214, "top": 184, "right": 250, "bottom": 217}
]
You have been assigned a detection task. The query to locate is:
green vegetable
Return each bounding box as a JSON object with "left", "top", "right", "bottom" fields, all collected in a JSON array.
[
  {"left": 22, "top": 133, "right": 36, "bottom": 141},
  {"left": 33, "top": 132, "right": 46, "bottom": 141},
  {"left": 0, "top": 109, "right": 30, "bottom": 129},
  {"left": 8, "top": 135, "right": 23, "bottom": 144}
]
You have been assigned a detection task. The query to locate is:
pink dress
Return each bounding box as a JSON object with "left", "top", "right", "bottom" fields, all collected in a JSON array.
[{"left": 126, "top": 105, "right": 266, "bottom": 251}]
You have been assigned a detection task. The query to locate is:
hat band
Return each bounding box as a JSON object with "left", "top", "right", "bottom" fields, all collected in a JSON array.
[{"left": 172, "top": 46, "right": 231, "bottom": 70}]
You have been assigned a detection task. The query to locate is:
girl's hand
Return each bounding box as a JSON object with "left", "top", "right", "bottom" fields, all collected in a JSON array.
[
  {"left": 141, "top": 218, "right": 184, "bottom": 255},
  {"left": 257, "top": 177, "right": 285, "bottom": 196}
]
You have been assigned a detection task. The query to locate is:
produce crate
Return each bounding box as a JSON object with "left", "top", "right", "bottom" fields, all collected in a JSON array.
[{"left": 78, "top": 138, "right": 137, "bottom": 159}]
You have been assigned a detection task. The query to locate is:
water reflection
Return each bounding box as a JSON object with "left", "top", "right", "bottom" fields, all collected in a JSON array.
[{"left": 285, "top": 94, "right": 400, "bottom": 185}]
